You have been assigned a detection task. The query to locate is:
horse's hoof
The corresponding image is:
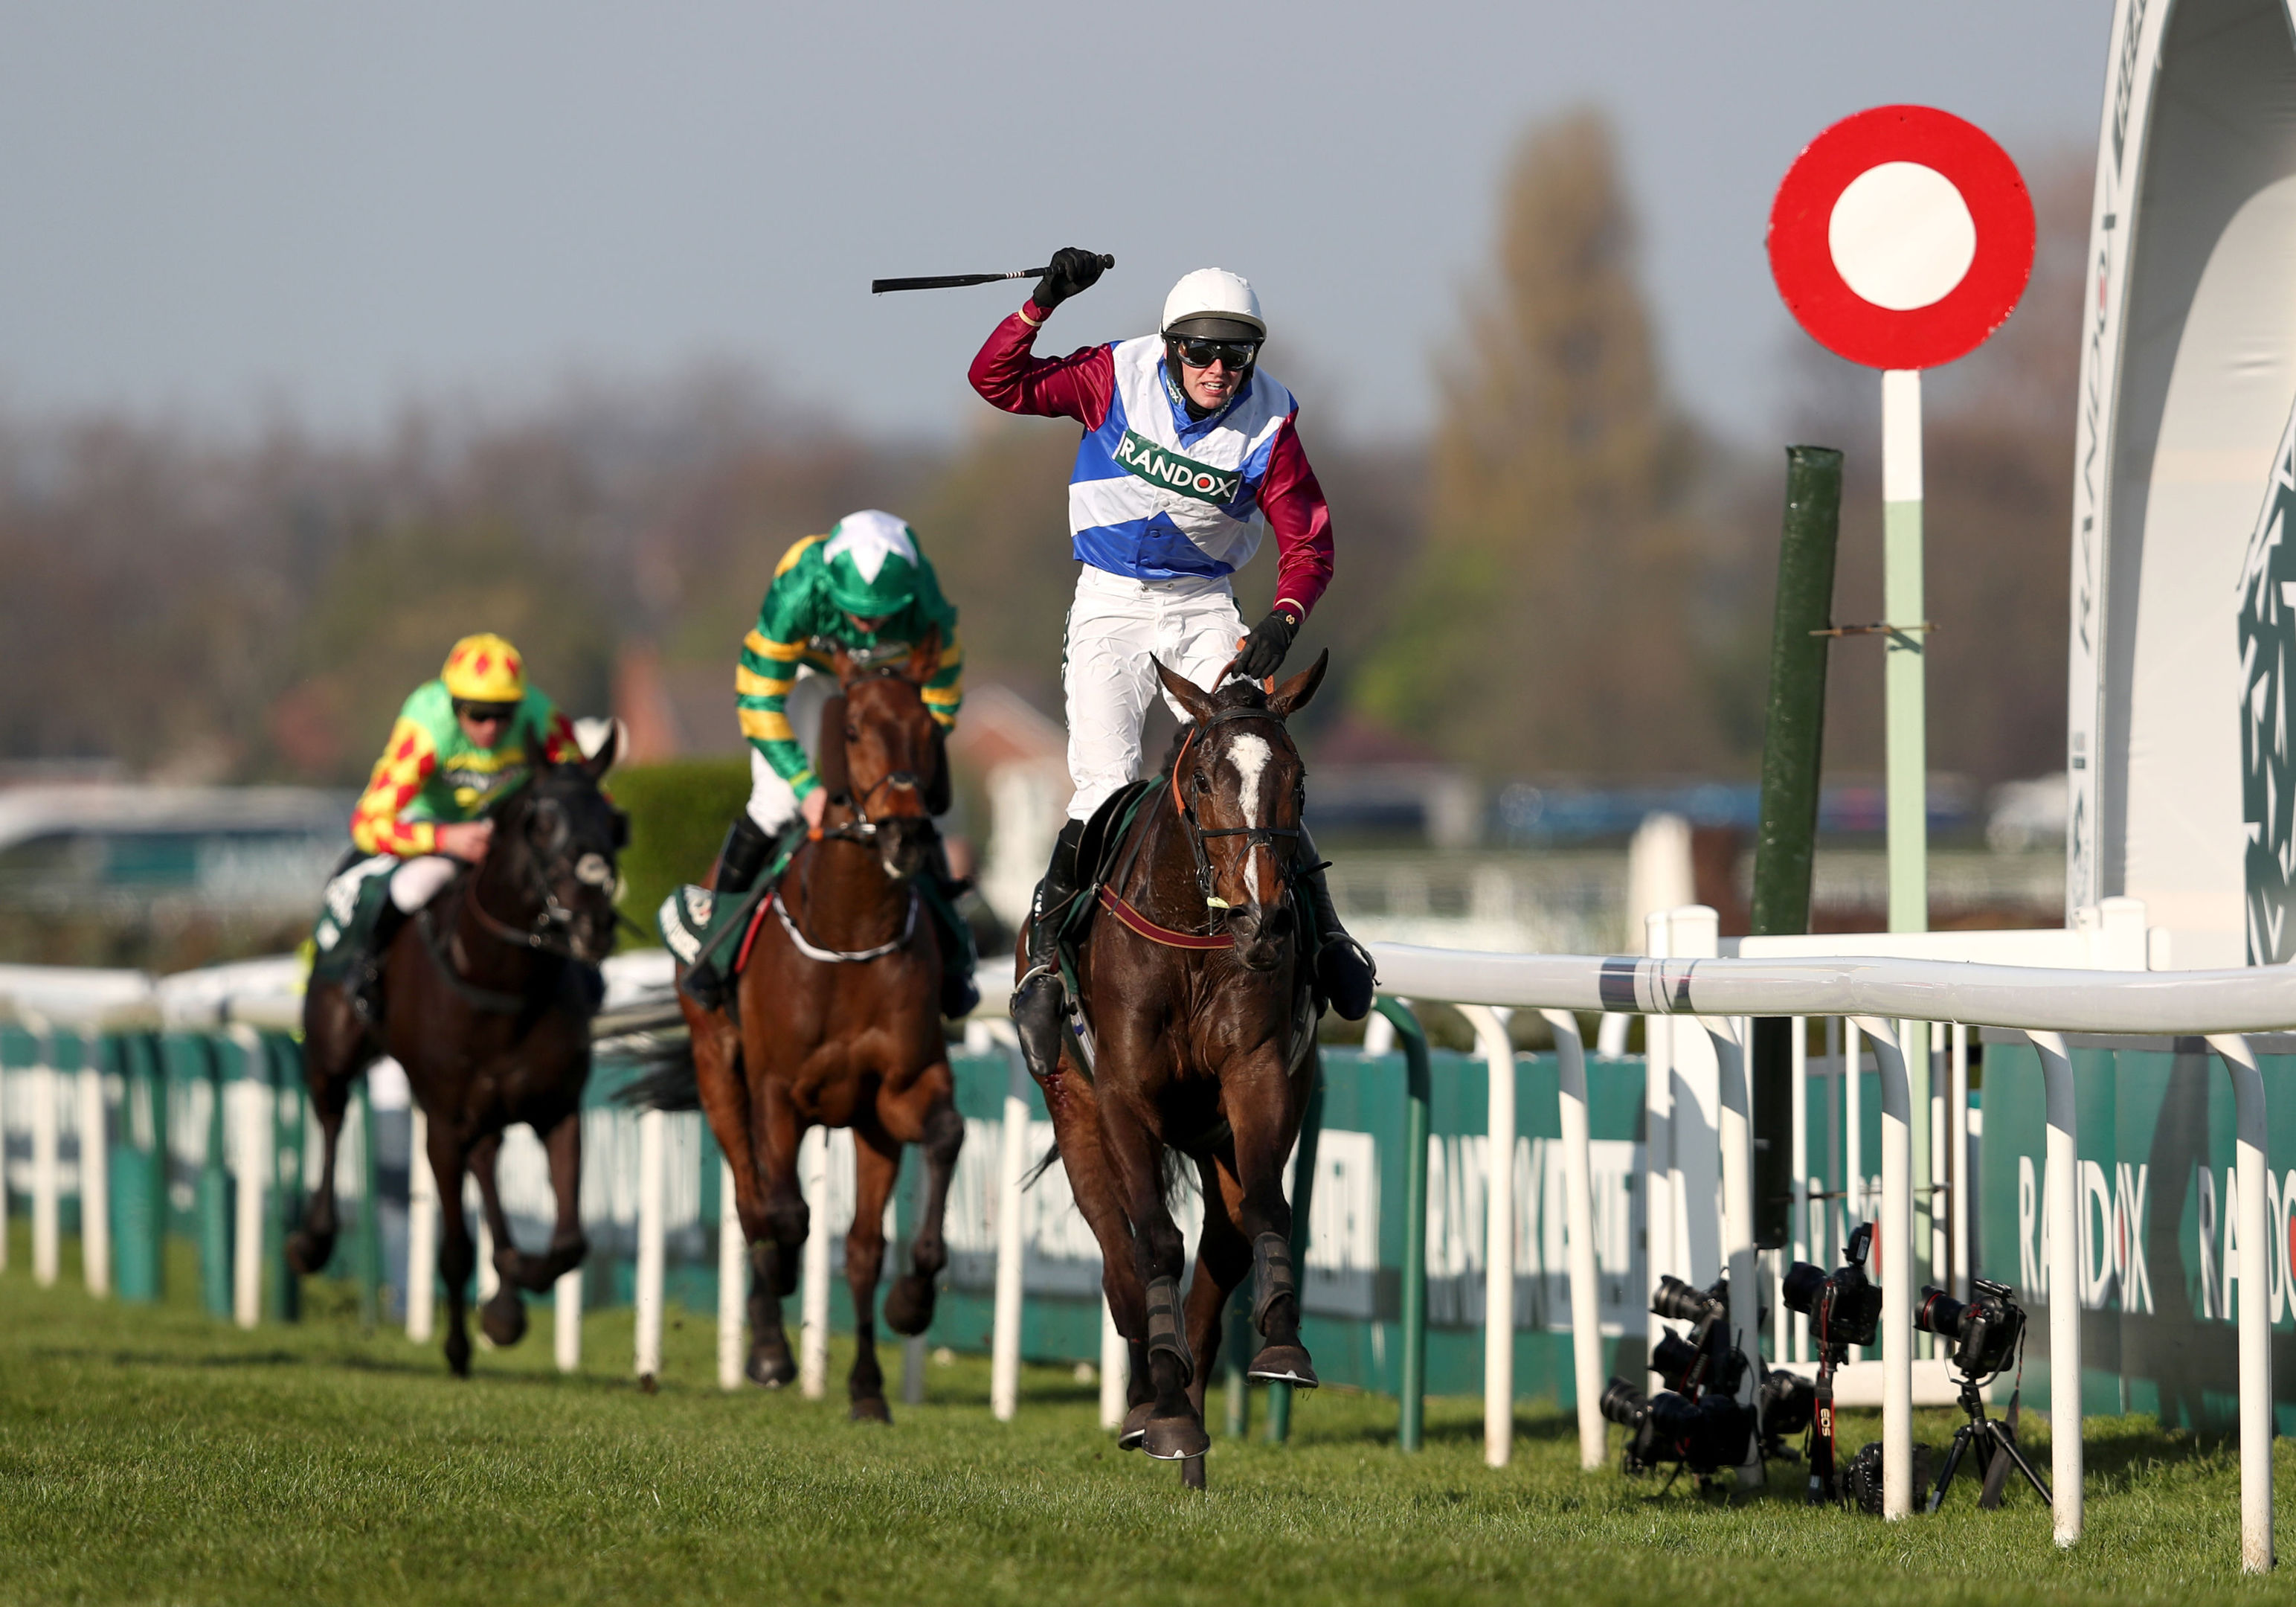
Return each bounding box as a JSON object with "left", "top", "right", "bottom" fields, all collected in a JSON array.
[
  {"left": 480, "top": 1291, "right": 527, "bottom": 1348},
  {"left": 1181, "top": 1454, "right": 1208, "bottom": 1490},
  {"left": 1247, "top": 1344, "right": 1319, "bottom": 1389},
  {"left": 849, "top": 1396, "right": 893, "bottom": 1425},
  {"left": 747, "top": 1347, "right": 797, "bottom": 1389},
  {"left": 284, "top": 1230, "right": 332, "bottom": 1278},
  {"left": 1141, "top": 1411, "right": 1210, "bottom": 1461},
  {"left": 445, "top": 1338, "right": 472, "bottom": 1379},
  {"left": 1117, "top": 1402, "right": 1152, "bottom": 1452},
  {"left": 882, "top": 1275, "right": 936, "bottom": 1336}
]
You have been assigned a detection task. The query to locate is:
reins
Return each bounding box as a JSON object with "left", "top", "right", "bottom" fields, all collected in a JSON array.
[{"left": 1163, "top": 703, "right": 1306, "bottom": 917}]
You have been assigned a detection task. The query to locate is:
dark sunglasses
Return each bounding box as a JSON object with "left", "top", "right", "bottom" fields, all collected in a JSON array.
[
  {"left": 1171, "top": 337, "right": 1259, "bottom": 371},
  {"left": 454, "top": 701, "right": 518, "bottom": 725}
]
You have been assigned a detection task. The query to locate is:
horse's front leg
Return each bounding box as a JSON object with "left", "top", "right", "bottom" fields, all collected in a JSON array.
[
  {"left": 875, "top": 1061, "right": 961, "bottom": 1337},
  {"left": 1181, "top": 1155, "right": 1255, "bottom": 1424},
  {"left": 741, "top": 1091, "right": 808, "bottom": 1388},
  {"left": 466, "top": 1132, "right": 529, "bottom": 1348},
  {"left": 283, "top": 1021, "right": 358, "bottom": 1277},
  {"left": 1032, "top": 1058, "right": 1155, "bottom": 1446},
  {"left": 1098, "top": 1092, "right": 1207, "bottom": 1462},
  {"left": 428, "top": 1126, "right": 476, "bottom": 1377},
  {"left": 509, "top": 1106, "right": 586, "bottom": 1290},
  {"left": 1224, "top": 1048, "right": 1317, "bottom": 1389},
  {"left": 843, "top": 1126, "right": 904, "bottom": 1422}
]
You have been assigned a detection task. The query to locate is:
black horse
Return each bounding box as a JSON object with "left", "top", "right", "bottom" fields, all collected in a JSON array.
[{"left": 292, "top": 735, "right": 626, "bottom": 1376}]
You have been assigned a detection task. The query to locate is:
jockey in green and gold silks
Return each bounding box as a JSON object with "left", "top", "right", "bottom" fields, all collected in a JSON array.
[{"left": 681, "top": 510, "right": 977, "bottom": 1016}]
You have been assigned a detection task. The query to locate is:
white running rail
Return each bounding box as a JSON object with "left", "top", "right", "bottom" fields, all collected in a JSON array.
[{"left": 1368, "top": 938, "right": 2283, "bottom": 1568}]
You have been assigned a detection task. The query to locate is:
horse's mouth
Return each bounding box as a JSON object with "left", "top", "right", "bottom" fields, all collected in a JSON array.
[{"left": 1226, "top": 905, "right": 1296, "bottom": 972}]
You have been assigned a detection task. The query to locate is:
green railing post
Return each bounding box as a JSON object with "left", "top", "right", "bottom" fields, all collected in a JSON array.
[
  {"left": 1376, "top": 998, "right": 1432, "bottom": 1452},
  {"left": 110, "top": 1033, "right": 168, "bottom": 1305},
  {"left": 196, "top": 1037, "right": 234, "bottom": 1321},
  {"left": 354, "top": 1078, "right": 382, "bottom": 1333},
  {"left": 1265, "top": 1056, "right": 1325, "bottom": 1444}
]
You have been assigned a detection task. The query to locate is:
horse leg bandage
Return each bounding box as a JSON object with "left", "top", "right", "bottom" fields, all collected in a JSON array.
[
  {"left": 1145, "top": 1274, "right": 1194, "bottom": 1385},
  {"left": 1251, "top": 1231, "right": 1296, "bottom": 1335}
]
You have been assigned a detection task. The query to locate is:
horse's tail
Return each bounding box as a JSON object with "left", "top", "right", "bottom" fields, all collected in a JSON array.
[
  {"left": 612, "top": 1033, "right": 701, "bottom": 1112},
  {"left": 1022, "top": 1139, "right": 1061, "bottom": 1190}
]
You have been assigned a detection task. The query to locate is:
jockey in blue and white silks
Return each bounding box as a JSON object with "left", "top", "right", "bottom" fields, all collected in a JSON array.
[{"left": 968, "top": 251, "right": 1372, "bottom": 1033}]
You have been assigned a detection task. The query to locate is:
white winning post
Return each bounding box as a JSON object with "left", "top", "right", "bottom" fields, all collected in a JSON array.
[
  {"left": 1461, "top": 1004, "right": 1514, "bottom": 1469},
  {"left": 1850, "top": 1017, "right": 1915, "bottom": 1520}
]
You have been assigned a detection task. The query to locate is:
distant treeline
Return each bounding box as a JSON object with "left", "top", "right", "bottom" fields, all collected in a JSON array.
[{"left": 0, "top": 112, "right": 2083, "bottom": 795}]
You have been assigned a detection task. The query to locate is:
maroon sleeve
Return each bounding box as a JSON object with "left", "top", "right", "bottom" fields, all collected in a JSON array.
[
  {"left": 967, "top": 304, "right": 1116, "bottom": 429},
  {"left": 1260, "top": 417, "right": 1334, "bottom": 620}
]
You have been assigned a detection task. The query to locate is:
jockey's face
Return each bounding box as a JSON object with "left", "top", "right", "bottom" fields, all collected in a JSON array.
[
  {"left": 844, "top": 612, "right": 889, "bottom": 636},
  {"left": 456, "top": 705, "right": 514, "bottom": 750}
]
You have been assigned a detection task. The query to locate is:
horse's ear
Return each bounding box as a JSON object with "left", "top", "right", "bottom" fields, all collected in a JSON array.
[
  {"left": 905, "top": 625, "right": 941, "bottom": 686},
  {"left": 1153, "top": 657, "right": 1220, "bottom": 725},
  {"left": 582, "top": 716, "right": 625, "bottom": 780},
  {"left": 1267, "top": 651, "right": 1328, "bottom": 719}
]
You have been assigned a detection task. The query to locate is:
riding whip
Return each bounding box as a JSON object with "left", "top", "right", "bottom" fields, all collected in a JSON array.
[{"left": 872, "top": 254, "right": 1114, "bottom": 294}]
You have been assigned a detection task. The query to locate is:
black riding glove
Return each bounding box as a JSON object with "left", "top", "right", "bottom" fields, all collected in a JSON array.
[
  {"left": 1031, "top": 246, "right": 1105, "bottom": 313},
  {"left": 1232, "top": 610, "right": 1298, "bottom": 681}
]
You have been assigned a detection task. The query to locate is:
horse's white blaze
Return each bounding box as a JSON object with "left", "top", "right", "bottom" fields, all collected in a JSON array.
[{"left": 1227, "top": 733, "right": 1277, "bottom": 902}]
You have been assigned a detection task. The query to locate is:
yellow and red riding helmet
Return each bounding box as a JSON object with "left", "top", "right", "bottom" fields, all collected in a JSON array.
[{"left": 440, "top": 633, "right": 527, "bottom": 704}]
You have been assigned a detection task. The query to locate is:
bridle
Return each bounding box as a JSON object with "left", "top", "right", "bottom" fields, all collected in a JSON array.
[
  {"left": 811, "top": 664, "right": 939, "bottom": 850},
  {"left": 1168, "top": 703, "right": 1305, "bottom": 914},
  {"left": 460, "top": 794, "right": 627, "bottom": 963}
]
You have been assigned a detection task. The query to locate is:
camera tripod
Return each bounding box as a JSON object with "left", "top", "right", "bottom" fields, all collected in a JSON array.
[{"left": 1926, "top": 1371, "right": 2051, "bottom": 1512}]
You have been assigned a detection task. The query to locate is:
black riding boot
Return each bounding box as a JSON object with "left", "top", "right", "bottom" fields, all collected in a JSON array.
[
  {"left": 1296, "top": 827, "right": 1376, "bottom": 1021},
  {"left": 351, "top": 896, "right": 410, "bottom": 1025},
  {"left": 1009, "top": 819, "right": 1085, "bottom": 1078},
  {"left": 681, "top": 815, "right": 777, "bottom": 1011}
]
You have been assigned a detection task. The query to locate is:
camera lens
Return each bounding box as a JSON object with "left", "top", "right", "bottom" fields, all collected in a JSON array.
[
  {"left": 1649, "top": 1332, "right": 1703, "bottom": 1389},
  {"left": 1759, "top": 1370, "right": 1815, "bottom": 1439},
  {"left": 1650, "top": 1275, "right": 1715, "bottom": 1324},
  {"left": 1599, "top": 1377, "right": 1648, "bottom": 1428},
  {"left": 1914, "top": 1286, "right": 1968, "bottom": 1340},
  {"left": 1781, "top": 1261, "right": 1825, "bottom": 1315}
]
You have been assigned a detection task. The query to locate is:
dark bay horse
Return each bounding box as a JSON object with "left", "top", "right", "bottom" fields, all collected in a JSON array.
[
  {"left": 292, "top": 735, "right": 626, "bottom": 1376},
  {"left": 653, "top": 636, "right": 962, "bottom": 1422},
  {"left": 1023, "top": 655, "right": 1329, "bottom": 1483}
]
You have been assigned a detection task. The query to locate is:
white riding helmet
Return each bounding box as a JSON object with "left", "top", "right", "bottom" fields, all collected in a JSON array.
[{"left": 1161, "top": 268, "right": 1266, "bottom": 342}]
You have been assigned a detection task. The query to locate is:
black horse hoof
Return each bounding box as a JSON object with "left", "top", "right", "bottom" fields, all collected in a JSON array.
[
  {"left": 747, "top": 1345, "right": 797, "bottom": 1388},
  {"left": 1141, "top": 1410, "right": 1210, "bottom": 1461},
  {"left": 849, "top": 1396, "right": 893, "bottom": 1425},
  {"left": 882, "top": 1275, "right": 936, "bottom": 1336},
  {"left": 1247, "top": 1344, "right": 1319, "bottom": 1389},
  {"left": 1181, "top": 1454, "right": 1208, "bottom": 1489},
  {"left": 480, "top": 1290, "right": 527, "bottom": 1348},
  {"left": 1117, "top": 1402, "right": 1152, "bottom": 1452},
  {"left": 445, "top": 1335, "right": 472, "bottom": 1379},
  {"left": 284, "top": 1229, "right": 333, "bottom": 1278}
]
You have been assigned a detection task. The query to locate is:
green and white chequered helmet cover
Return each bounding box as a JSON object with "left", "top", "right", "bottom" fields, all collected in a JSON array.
[{"left": 822, "top": 510, "right": 923, "bottom": 618}]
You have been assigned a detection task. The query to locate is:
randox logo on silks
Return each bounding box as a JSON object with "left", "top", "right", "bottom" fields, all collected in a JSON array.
[{"left": 1114, "top": 430, "right": 1242, "bottom": 507}]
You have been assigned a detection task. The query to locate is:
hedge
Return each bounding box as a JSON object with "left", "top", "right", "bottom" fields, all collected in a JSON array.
[{"left": 610, "top": 758, "right": 750, "bottom": 943}]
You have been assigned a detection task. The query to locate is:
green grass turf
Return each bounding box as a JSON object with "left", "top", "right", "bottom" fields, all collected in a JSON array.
[{"left": 0, "top": 1228, "right": 2289, "bottom": 1606}]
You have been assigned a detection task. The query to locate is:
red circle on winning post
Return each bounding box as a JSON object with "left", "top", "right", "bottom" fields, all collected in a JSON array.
[{"left": 1768, "top": 105, "right": 2034, "bottom": 371}]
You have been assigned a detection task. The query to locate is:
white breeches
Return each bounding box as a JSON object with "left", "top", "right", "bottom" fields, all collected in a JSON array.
[
  {"left": 745, "top": 667, "right": 836, "bottom": 833},
  {"left": 1062, "top": 566, "right": 1247, "bottom": 822},
  {"left": 390, "top": 854, "right": 460, "bottom": 912}
]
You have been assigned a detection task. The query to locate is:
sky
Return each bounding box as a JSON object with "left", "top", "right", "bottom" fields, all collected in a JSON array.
[{"left": 0, "top": 1, "right": 2109, "bottom": 446}]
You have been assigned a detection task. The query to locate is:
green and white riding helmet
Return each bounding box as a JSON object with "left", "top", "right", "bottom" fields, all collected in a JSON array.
[{"left": 821, "top": 509, "right": 926, "bottom": 619}]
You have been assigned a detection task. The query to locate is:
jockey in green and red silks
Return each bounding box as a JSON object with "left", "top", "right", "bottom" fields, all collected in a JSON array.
[
  {"left": 681, "top": 510, "right": 976, "bottom": 1018},
  {"left": 967, "top": 252, "right": 1373, "bottom": 1029}
]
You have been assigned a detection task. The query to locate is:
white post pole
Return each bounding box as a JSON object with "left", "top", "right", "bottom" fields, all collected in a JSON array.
[
  {"left": 1539, "top": 1009, "right": 1605, "bottom": 1471},
  {"left": 1461, "top": 1003, "right": 1515, "bottom": 1469},
  {"left": 405, "top": 1108, "right": 437, "bottom": 1343},
  {"left": 1882, "top": 366, "right": 1929, "bottom": 940},
  {"left": 1099, "top": 1295, "right": 1128, "bottom": 1431},
  {"left": 634, "top": 1106, "right": 665, "bottom": 1385},
  {"left": 78, "top": 1062, "right": 109, "bottom": 1298},
  {"left": 1706, "top": 1017, "right": 1763, "bottom": 1488},
  {"left": 799, "top": 1126, "right": 831, "bottom": 1399},
  {"left": 1641, "top": 910, "right": 1673, "bottom": 1376},
  {"left": 991, "top": 1040, "right": 1030, "bottom": 1422},
  {"left": 30, "top": 1045, "right": 58, "bottom": 1288},
  {"left": 1849, "top": 1016, "right": 1913, "bottom": 1521},
  {"left": 1949, "top": 1022, "right": 1969, "bottom": 1299},
  {"left": 2026, "top": 1028, "right": 2083, "bottom": 1548},
  {"left": 230, "top": 1031, "right": 266, "bottom": 1328},
  {"left": 1844, "top": 1019, "right": 1865, "bottom": 1230},
  {"left": 1789, "top": 1018, "right": 1809, "bottom": 1361},
  {"left": 718, "top": 1157, "right": 745, "bottom": 1391},
  {"left": 2205, "top": 1033, "right": 2271, "bottom": 1575},
  {"left": 554, "top": 1266, "right": 582, "bottom": 1373}
]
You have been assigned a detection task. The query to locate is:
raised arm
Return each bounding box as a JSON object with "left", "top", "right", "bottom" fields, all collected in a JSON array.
[{"left": 968, "top": 306, "right": 1116, "bottom": 427}]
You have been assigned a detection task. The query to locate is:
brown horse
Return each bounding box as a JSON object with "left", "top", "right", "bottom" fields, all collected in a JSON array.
[
  {"left": 292, "top": 736, "right": 626, "bottom": 1376},
  {"left": 1021, "top": 655, "right": 1328, "bottom": 1483},
  {"left": 651, "top": 637, "right": 962, "bottom": 1421}
]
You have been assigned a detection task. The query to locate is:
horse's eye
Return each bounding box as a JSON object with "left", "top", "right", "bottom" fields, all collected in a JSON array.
[{"left": 844, "top": 726, "right": 859, "bottom": 741}]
